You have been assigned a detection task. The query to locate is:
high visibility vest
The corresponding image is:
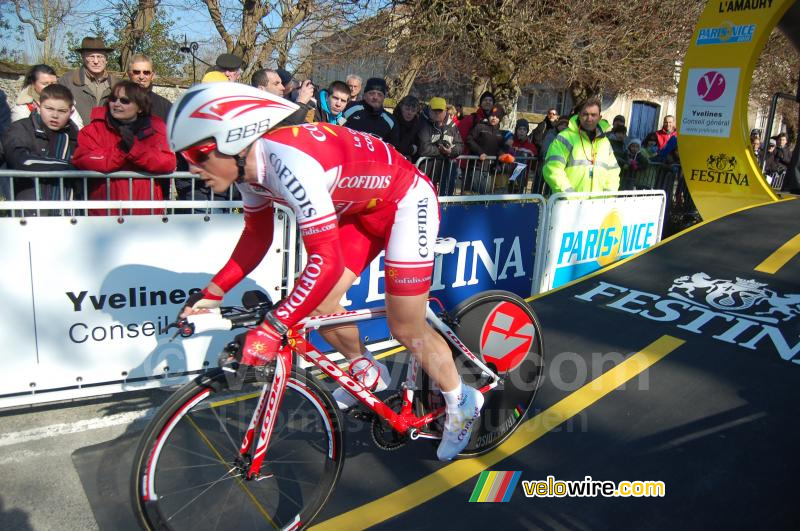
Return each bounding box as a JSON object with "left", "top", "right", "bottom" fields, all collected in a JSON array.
[{"left": 543, "top": 115, "right": 620, "bottom": 193}]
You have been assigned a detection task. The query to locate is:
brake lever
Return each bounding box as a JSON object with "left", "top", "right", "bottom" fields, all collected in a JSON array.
[{"left": 161, "top": 319, "right": 196, "bottom": 342}]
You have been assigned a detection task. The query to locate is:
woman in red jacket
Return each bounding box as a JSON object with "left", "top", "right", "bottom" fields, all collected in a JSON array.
[{"left": 72, "top": 80, "right": 176, "bottom": 215}]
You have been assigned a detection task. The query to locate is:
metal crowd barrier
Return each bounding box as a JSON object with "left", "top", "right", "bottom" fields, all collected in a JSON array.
[
  {"left": 415, "top": 155, "right": 545, "bottom": 196},
  {"left": 0, "top": 170, "right": 240, "bottom": 217}
]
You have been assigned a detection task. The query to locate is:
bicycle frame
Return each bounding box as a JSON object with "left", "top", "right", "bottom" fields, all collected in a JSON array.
[{"left": 236, "top": 300, "right": 501, "bottom": 478}]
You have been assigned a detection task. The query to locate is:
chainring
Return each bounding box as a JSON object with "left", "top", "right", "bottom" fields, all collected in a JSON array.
[{"left": 370, "top": 394, "right": 409, "bottom": 451}]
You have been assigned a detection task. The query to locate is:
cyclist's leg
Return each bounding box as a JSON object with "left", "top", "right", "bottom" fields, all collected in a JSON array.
[
  {"left": 312, "top": 217, "right": 380, "bottom": 361},
  {"left": 385, "top": 291, "right": 459, "bottom": 391}
]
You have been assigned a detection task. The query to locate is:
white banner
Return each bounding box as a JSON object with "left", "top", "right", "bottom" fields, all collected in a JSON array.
[
  {"left": 536, "top": 191, "right": 667, "bottom": 292},
  {"left": 0, "top": 208, "right": 293, "bottom": 407}
]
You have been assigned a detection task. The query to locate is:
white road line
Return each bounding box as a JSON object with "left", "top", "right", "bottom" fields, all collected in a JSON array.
[{"left": 0, "top": 408, "right": 157, "bottom": 448}]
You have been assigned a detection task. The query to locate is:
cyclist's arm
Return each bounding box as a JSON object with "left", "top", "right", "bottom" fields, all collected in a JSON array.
[{"left": 209, "top": 205, "right": 276, "bottom": 293}]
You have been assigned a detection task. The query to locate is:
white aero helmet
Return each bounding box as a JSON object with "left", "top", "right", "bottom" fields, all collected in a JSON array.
[{"left": 167, "top": 82, "right": 299, "bottom": 155}]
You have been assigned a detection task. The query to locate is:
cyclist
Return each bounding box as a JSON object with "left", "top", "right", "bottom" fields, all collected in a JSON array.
[{"left": 169, "top": 83, "right": 483, "bottom": 460}]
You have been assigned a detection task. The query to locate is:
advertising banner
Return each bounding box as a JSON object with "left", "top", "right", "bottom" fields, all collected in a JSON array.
[
  {"left": 0, "top": 210, "right": 292, "bottom": 407},
  {"left": 677, "top": 0, "right": 789, "bottom": 220},
  {"left": 537, "top": 191, "right": 666, "bottom": 292},
  {"left": 310, "top": 197, "right": 545, "bottom": 349}
]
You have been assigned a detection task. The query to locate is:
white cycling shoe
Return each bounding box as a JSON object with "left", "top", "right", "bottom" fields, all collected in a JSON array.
[
  {"left": 437, "top": 386, "right": 485, "bottom": 461},
  {"left": 333, "top": 356, "right": 390, "bottom": 410}
]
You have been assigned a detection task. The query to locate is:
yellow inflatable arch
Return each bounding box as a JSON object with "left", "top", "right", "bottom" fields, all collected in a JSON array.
[{"left": 677, "top": 0, "right": 796, "bottom": 220}]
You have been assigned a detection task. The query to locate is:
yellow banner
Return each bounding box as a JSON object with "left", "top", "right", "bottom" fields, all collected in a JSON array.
[{"left": 677, "top": 0, "right": 791, "bottom": 220}]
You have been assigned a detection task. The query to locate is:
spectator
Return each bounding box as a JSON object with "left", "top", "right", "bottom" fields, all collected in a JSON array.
[
  {"left": 215, "top": 54, "right": 243, "bottom": 82},
  {"left": 775, "top": 132, "right": 791, "bottom": 169},
  {"left": 314, "top": 80, "right": 349, "bottom": 124},
  {"left": 345, "top": 74, "right": 362, "bottom": 103},
  {"left": 609, "top": 124, "right": 629, "bottom": 169},
  {"left": 251, "top": 68, "right": 283, "bottom": 95},
  {"left": 416, "top": 96, "right": 463, "bottom": 195},
  {"left": 467, "top": 104, "right": 508, "bottom": 194},
  {"left": 610, "top": 114, "right": 625, "bottom": 130},
  {"left": 541, "top": 117, "right": 569, "bottom": 161},
  {"left": 654, "top": 115, "right": 676, "bottom": 150},
  {"left": 531, "top": 108, "right": 559, "bottom": 153},
  {"left": 340, "top": 77, "right": 399, "bottom": 146},
  {"left": 2, "top": 84, "right": 80, "bottom": 204},
  {"left": 751, "top": 136, "right": 762, "bottom": 159},
  {"left": 657, "top": 134, "right": 679, "bottom": 164},
  {"left": 543, "top": 98, "right": 620, "bottom": 194},
  {"left": 642, "top": 132, "right": 659, "bottom": 157},
  {"left": 392, "top": 95, "right": 422, "bottom": 160},
  {"left": 507, "top": 119, "right": 538, "bottom": 193},
  {"left": 12, "top": 64, "right": 83, "bottom": 128},
  {"left": 750, "top": 128, "right": 761, "bottom": 145},
  {"left": 201, "top": 71, "right": 229, "bottom": 83},
  {"left": 251, "top": 68, "right": 313, "bottom": 125},
  {"left": 276, "top": 69, "right": 297, "bottom": 99},
  {"left": 127, "top": 54, "right": 171, "bottom": 122},
  {"left": 457, "top": 90, "right": 494, "bottom": 147},
  {"left": 0, "top": 89, "right": 9, "bottom": 137},
  {"left": 72, "top": 80, "right": 176, "bottom": 215},
  {"left": 455, "top": 104, "right": 464, "bottom": 121},
  {"left": 622, "top": 137, "right": 648, "bottom": 190},
  {"left": 446, "top": 104, "right": 459, "bottom": 126},
  {"left": 764, "top": 138, "right": 782, "bottom": 183},
  {"left": 58, "top": 36, "right": 120, "bottom": 126}
]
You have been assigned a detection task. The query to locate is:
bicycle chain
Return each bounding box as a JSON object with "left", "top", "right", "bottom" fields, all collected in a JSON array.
[{"left": 370, "top": 394, "right": 409, "bottom": 451}]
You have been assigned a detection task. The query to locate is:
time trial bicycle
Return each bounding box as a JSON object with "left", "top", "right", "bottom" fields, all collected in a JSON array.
[{"left": 131, "top": 241, "right": 545, "bottom": 530}]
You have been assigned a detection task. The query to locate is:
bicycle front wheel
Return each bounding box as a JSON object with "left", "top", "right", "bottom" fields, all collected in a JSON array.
[
  {"left": 423, "top": 290, "right": 545, "bottom": 457},
  {"left": 131, "top": 366, "right": 344, "bottom": 530}
]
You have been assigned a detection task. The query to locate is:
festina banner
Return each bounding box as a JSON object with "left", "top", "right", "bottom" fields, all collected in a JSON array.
[
  {"left": 0, "top": 211, "right": 291, "bottom": 406},
  {"left": 311, "top": 196, "right": 545, "bottom": 349},
  {"left": 537, "top": 191, "right": 667, "bottom": 292}
]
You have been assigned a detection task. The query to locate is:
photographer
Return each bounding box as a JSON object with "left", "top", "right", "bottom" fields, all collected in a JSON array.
[{"left": 416, "top": 97, "right": 463, "bottom": 195}]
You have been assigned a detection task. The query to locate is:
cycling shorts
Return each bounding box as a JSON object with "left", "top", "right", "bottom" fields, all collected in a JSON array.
[{"left": 338, "top": 173, "right": 439, "bottom": 296}]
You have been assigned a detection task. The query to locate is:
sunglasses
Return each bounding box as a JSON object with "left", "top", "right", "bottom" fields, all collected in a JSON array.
[
  {"left": 182, "top": 140, "right": 217, "bottom": 165},
  {"left": 131, "top": 69, "right": 152, "bottom": 76},
  {"left": 109, "top": 96, "right": 133, "bottom": 105}
]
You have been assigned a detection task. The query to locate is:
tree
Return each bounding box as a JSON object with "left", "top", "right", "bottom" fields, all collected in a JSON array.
[
  {"left": 109, "top": 1, "right": 186, "bottom": 75},
  {"left": 11, "top": 0, "right": 80, "bottom": 63}
]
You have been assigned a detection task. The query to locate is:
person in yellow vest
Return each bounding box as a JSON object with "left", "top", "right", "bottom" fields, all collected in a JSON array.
[{"left": 543, "top": 98, "right": 620, "bottom": 193}]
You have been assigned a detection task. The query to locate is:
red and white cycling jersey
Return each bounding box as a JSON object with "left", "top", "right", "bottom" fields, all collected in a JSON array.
[{"left": 210, "top": 123, "right": 440, "bottom": 328}]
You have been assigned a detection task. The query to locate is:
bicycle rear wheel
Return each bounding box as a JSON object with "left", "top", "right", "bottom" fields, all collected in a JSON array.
[
  {"left": 422, "top": 290, "right": 545, "bottom": 457},
  {"left": 131, "top": 366, "right": 344, "bottom": 530}
]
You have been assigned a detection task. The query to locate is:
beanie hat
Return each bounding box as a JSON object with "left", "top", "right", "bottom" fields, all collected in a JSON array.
[
  {"left": 479, "top": 91, "right": 495, "bottom": 105},
  {"left": 626, "top": 137, "right": 642, "bottom": 148},
  {"left": 364, "top": 77, "right": 387, "bottom": 95},
  {"left": 515, "top": 118, "right": 529, "bottom": 131}
]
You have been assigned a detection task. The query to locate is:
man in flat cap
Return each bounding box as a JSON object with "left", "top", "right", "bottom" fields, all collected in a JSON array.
[
  {"left": 215, "top": 53, "right": 243, "bottom": 82},
  {"left": 59, "top": 36, "right": 121, "bottom": 125},
  {"left": 340, "top": 77, "right": 399, "bottom": 147}
]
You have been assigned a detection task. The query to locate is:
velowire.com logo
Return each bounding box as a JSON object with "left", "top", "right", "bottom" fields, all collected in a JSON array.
[{"left": 469, "top": 471, "right": 522, "bottom": 502}]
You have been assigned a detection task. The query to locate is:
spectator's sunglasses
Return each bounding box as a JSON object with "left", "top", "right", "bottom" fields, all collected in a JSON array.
[
  {"left": 109, "top": 96, "right": 133, "bottom": 105},
  {"left": 182, "top": 140, "right": 217, "bottom": 165},
  {"left": 131, "top": 69, "right": 152, "bottom": 76}
]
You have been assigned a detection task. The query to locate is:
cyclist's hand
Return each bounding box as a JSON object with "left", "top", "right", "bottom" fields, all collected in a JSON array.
[
  {"left": 180, "top": 288, "right": 223, "bottom": 318},
  {"left": 239, "top": 322, "right": 284, "bottom": 366}
]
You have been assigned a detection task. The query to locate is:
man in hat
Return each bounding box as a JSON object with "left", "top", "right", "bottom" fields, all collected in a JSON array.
[
  {"left": 340, "top": 77, "right": 398, "bottom": 147},
  {"left": 215, "top": 53, "right": 243, "bottom": 82},
  {"left": 59, "top": 36, "right": 121, "bottom": 125},
  {"left": 416, "top": 96, "right": 463, "bottom": 195}
]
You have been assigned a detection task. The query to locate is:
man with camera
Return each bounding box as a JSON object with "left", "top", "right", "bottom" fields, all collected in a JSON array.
[{"left": 416, "top": 97, "right": 463, "bottom": 195}]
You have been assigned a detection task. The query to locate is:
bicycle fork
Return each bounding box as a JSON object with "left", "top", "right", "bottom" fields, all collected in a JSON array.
[{"left": 237, "top": 348, "right": 293, "bottom": 480}]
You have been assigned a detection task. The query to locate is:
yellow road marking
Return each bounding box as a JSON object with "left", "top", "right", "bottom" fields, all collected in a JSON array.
[
  {"left": 184, "top": 414, "right": 278, "bottom": 529},
  {"left": 310, "top": 334, "right": 684, "bottom": 530},
  {"left": 754, "top": 232, "right": 800, "bottom": 274}
]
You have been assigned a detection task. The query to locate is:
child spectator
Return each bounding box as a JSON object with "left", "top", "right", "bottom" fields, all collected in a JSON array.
[
  {"left": 72, "top": 80, "right": 176, "bottom": 215},
  {"left": 2, "top": 84, "right": 80, "bottom": 203}
]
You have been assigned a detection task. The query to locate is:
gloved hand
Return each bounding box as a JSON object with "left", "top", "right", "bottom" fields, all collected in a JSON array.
[
  {"left": 118, "top": 127, "right": 136, "bottom": 152},
  {"left": 498, "top": 153, "right": 515, "bottom": 164},
  {"left": 239, "top": 322, "right": 284, "bottom": 366},
  {"left": 181, "top": 288, "right": 223, "bottom": 318}
]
